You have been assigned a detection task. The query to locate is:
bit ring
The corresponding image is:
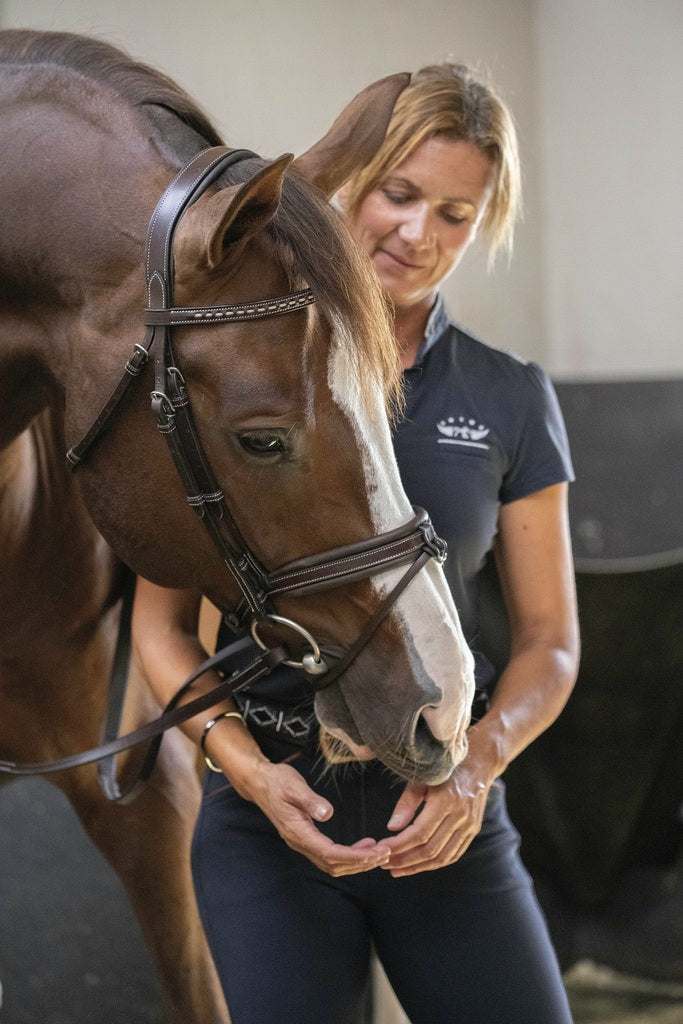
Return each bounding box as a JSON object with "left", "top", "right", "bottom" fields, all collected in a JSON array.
[{"left": 250, "top": 614, "right": 328, "bottom": 676}]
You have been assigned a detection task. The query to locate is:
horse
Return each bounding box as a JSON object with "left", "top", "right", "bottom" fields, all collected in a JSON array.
[{"left": 0, "top": 29, "right": 475, "bottom": 1021}]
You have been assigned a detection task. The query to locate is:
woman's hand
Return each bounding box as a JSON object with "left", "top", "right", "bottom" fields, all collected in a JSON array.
[
  {"left": 238, "top": 756, "right": 392, "bottom": 877},
  {"left": 378, "top": 758, "right": 493, "bottom": 877},
  {"left": 132, "top": 581, "right": 390, "bottom": 877},
  {"left": 381, "top": 483, "right": 579, "bottom": 878}
]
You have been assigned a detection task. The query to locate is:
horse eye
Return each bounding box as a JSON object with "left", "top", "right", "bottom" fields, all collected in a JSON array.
[{"left": 237, "top": 431, "right": 289, "bottom": 457}]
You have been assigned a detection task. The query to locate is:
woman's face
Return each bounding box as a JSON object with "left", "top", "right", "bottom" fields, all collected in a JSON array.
[{"left": 344, "top": 136, "right": 494, "bottom": 311}]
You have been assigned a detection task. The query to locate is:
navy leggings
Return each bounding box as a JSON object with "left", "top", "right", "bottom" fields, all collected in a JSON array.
[{"left": 192, "top": 743, "right": 573, "bottom": 1024}]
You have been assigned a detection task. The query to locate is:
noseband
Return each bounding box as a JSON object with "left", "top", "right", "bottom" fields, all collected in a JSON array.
[{"left": 66, "top": 145, "right": 447, "bottom": 685}]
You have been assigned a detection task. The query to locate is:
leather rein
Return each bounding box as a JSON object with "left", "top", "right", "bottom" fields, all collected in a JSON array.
[{"left": 0, "top": 147, "right": 447, "bottom": 797}]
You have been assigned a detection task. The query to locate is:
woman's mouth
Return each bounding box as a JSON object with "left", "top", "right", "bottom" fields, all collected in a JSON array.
[{"left": 377, "top": 248, "right": 422, "bottom": 270}]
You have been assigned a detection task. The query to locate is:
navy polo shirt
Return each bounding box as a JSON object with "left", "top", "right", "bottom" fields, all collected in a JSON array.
[{"left": 392, "top": 296, "right": 574, "bottom": 688}]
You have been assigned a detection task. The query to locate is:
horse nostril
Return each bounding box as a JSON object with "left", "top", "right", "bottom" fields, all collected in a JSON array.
[
  {"left": 419, "top": 702, "right": 452, "bottom": 745},
  {"left": 412, "top": 709, "right": 448, "bottom": 753}
]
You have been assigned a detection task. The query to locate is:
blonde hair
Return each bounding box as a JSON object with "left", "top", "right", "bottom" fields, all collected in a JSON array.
[{"left": 343, "top": 63, "right": 521, "bottom": 266}]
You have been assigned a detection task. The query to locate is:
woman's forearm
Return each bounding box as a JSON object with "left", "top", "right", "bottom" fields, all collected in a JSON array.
[
  {"left": 465, "top": 639, "right": 578, "bottom": 785},
  {"left": 131, "top": 580, "right": 271, "bottom": 792}
]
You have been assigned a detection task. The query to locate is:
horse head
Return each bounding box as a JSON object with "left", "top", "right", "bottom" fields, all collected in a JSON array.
[
  {"left": 0, "top": 36, "right": 474, "bottom": 783},
  {"left": 139, "top": 78, "right": 476, "bottom": 783}
]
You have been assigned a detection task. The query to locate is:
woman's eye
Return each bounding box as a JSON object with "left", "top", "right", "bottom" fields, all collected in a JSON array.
[
  {"left": 442, "top": 212, "right": 467, "bottom": 225},
  {"left": 382, "top": 189, "right": 411, "bottom": 205},
  {"left": 237, "top": 431, "right": 289, "bottom": 457},
  {"left": 444, "top": 209, "right": 471, "bottom": 224}
]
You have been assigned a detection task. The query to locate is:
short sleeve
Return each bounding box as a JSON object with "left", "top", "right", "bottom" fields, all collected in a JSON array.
[{"left": 500, "top": 362, "right": 574, "bottom": 504}]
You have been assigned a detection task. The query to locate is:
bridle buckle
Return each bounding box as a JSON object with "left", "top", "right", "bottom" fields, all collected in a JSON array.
[{"left": 419, "top": 519, "right": 448, "bottom": 564}]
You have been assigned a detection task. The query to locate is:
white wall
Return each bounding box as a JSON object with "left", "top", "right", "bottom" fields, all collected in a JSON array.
[
  {"left": 535, "top": 0, "right": 683, "bottom": 378},
  {"left": 1, "top": 0, "right": 680, "bottom": 377}
]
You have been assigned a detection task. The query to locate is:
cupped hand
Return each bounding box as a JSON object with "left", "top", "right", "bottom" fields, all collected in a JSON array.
[
  {"left": 379, "top": 765, "right": 492, "bottom": 877},
  {"left": 247, "top": 760, "right": 391, "bottom": 877}
]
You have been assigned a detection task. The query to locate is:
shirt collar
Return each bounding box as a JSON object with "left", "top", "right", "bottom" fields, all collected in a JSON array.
[{"left": 412, "top": 294, "right": 448, "bottom": 366}]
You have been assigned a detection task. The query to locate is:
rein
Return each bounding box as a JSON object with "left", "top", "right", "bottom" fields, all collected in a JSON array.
[{"left": 3, "top": 146, "right": 448, "bottom": 796}]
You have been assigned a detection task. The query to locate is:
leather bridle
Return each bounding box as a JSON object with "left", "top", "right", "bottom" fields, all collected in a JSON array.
[
  {"left": 0, "top": 146, "right": 448, "bottom": 793},
  {"left": 67, "top": 145, "right": 448, "bottom": 673}
]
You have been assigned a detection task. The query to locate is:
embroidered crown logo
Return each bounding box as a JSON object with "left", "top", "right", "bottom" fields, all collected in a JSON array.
[{"left": 437, "top": 417, "right": 490, "bottom": 443}]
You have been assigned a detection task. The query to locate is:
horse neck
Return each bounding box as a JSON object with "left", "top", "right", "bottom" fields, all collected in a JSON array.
[
  {"left": 1, "top": 408, "right": 78, "bottom": 544},
  {"left": 0, "top": 408, "right": 118, "bottom": 643}
]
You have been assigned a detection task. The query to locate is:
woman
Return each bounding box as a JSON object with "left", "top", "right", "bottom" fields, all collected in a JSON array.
[{"left": 134, "top": 63, "right": 579, "bottom": 1024}]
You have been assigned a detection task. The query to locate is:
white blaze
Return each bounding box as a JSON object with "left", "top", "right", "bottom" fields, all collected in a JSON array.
[{"left": 328, "top": 324, "right": 475, "bottom": 739}]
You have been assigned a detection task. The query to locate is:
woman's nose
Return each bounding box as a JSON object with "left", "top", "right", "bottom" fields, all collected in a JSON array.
[{"left": 398, "top": 204, "right": 434, "bottom": 248}]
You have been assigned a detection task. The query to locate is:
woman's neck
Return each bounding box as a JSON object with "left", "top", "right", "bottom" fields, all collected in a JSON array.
[{"left": 392, "top": 297, "right": 433, "bottom": 369}]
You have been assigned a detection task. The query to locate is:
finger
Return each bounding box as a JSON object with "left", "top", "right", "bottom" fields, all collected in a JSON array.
[
  {"left": 384, "top": 817, "right": 454, "bottom": 869},
  {"left": 312, "top": 842, "right": 392, "bottom": 876},
  {"left": 386, "top": 782, "right": 426, "bottom": 831},
  {"left": 351, "top": 837, "right": 388, "bottom": 851},
  {"left": 384, "top": 799, "right": 477, "bottom": 864},
  {"left": 388, "top": 825, "right": 478, "bottom": 877},
  {"left": 278, "top": 790, "right": 387, "bottom": 860},
  {"left": 280, "top": 771, "right": 334, "bottom": 823},
  {"left": 267, "top": 767, "right": 393, "bottom": 874},
  {"left": 288, "top": 820, "right": 391, "bottom": 872},
  {"left": 380, "top": 802, "right": 452, "bottom": 854}
]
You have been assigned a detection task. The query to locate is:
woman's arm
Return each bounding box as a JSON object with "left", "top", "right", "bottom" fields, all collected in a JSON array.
[
  {"left": 381, "top": 482, "right": 580, "bottom": 875},
  {"left": 132, "top": 578, "right": 391, "bottom": 875},
  {"left": 473, "top": 481, "right": 580, "bottom": 772}
]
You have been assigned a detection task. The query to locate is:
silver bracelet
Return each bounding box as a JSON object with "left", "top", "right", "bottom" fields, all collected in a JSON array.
[{"left": 200, "top": 711, "right": 246, "bottom": 773}]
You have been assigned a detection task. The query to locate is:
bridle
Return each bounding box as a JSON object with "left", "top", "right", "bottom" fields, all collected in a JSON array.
[
  {"left": 67, "top": 145, "right": 447, "bottom": 677},
  {"left": 0, "top": 146, "right": 447, "bottom": 793}
]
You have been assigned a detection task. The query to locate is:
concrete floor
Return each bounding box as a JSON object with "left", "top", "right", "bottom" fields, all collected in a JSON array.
[
  {"left": 1, "top": 777, "right": 681, "bottom": 1024},
  {"left": 0, "top": 778, "right": 162, "bottom": 1024},
  {"left": 565, "top": 962, "right": 683, "bottom": 1024}
]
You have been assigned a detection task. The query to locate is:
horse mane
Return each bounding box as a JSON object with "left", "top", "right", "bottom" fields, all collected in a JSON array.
[
  {"left": 263, "top": 166, "right": 403, "bottom": 418},
  {"left": 0, "top": 29, "right": 401, "bottom": 413},
  {"left": 0, "top": 29, "right": 223, "bottom": 146}
]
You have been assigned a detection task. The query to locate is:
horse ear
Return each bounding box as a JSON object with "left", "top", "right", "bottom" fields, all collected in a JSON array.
[
  {"left": 178, "top": 153, "right": 294, "bottom": 271},
  {"left": 293, "top": 73, "right": 410, "bottom": 197}
]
